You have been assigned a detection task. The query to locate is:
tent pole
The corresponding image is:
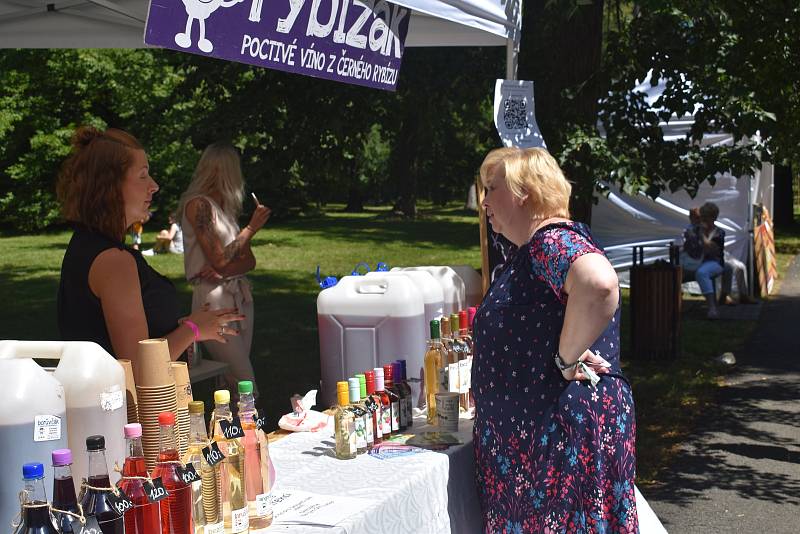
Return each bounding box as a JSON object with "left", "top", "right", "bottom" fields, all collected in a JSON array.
[{"left": 506, "top": 38, "right": 517, "bottom": 80}]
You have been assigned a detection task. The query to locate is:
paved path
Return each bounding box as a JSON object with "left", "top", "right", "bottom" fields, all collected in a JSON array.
[{"left": 645, "top": 255, "right": 800, "bottom": 533}]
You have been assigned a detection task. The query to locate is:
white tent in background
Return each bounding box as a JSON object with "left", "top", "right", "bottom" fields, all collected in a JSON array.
[{"left": 592, "top": 76, "right": 774, "bottom": 288}]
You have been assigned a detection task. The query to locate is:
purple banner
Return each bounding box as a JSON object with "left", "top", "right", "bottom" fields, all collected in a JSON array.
[{"left": 145, "top": 0, "right": 409, "bottom": 91}]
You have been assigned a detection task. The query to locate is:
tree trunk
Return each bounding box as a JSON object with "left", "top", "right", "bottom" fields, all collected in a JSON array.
[
  {"left": 773, "top": 164, "right": 794, "bottom": 226},
  {"left": 344, "top": 185, "right": 364, "bottom": 212}
]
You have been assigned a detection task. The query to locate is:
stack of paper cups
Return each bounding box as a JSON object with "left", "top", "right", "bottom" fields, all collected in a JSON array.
[
  {"left": 134, "top": 339, "right": 177, "bottom": 471},
  {"left": 119, "top": 359, "right": 138, "bottom": 424},
  {"left": 171, "top": 361, "right": 193, "bottom": 456}
]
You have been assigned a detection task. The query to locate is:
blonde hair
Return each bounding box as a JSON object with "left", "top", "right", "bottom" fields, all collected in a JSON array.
[
  {"left": 480, "top": 147, "right": 571, "bottom": 219},
  {"left": 178, "top": 142, "right": 244, "bottom": 220}
]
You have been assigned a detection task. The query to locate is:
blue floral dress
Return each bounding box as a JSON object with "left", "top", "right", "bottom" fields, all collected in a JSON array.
[{"left": 472, "top": 222, "right": 638, "bottom": 533}]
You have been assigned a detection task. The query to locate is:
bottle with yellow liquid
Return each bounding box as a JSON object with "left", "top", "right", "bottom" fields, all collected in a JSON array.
[
  {"left": 333, "top": 381, "right": 356, "bottom": 460},
  {"left": 182, "top": 401, "right": 223, "bottom": 534},
  {"left": 424, "top": 319, "right": 446, "bottom": 424},
  {"left": 210, "top": 390, "right": 248, "bottom": 533},
  {"left": 237, "top": 381, "right": 273, "bottom": 531}
]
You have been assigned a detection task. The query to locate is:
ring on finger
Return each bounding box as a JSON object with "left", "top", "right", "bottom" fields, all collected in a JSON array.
[{"left": 218, "top": 326, "right": 225, "bottom": 336}]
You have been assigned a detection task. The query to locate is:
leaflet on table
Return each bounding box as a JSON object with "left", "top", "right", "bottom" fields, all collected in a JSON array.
[{"left": 267, "top": 489, "right": 372, "bottom": 527}]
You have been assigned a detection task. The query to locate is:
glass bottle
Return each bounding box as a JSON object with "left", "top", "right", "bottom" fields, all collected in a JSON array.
[
  {"left": 152, "top": 411, "right": 193, "bottom": 534},
  {"left": 373, "top": 367, "right": 394, "bottom": 436},
  {"left": 333, "top": 381, "right": 356, "bottom": 460},
  {"left": 51, "top": 449, "right": 80, "bottom": 534},
  {"left": 440, "top": 316, "right": 455, "bottom": 392},
  {"left": 450, "top": 313, "right": 471, "bottom": 412},
  {"left": 19, "top": 462, "right": 59, "bottom": 534},
  {"left": 383, "top": 364, "right": 405, "bottom": 431},
  {"left": 210, "top": 389, "right": 248, "bottom": 533},
  {"left": 393, "top": 360, "right": 414, "bottom": 428},
  {"left": 363, "top": 371, "right": 383, "bottom": 445},
  {"left": 457, "top": 310, "right": 474, "bottom": 413},
  {"left": 80, "top": 435, "right": 124, "bottom": 534},
  {"left": 182, "top": 400, "right": 222, "bottom": 534},
  {"left": 424, "top": 319, "right": 446, "bottom": 424},
  {"left": 347, "top": 377, "right": 368, "bottom": 454},
  {"left": 238, "top": 380, "right": 273, "bottom": 530},
  {"left": 355, "top": 373, "right": 375, "bottom": 449},
  {"left": 119, "top": 423, "right": 161, "bottom": 534}
]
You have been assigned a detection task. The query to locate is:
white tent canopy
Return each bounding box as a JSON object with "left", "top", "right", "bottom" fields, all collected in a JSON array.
[
  {"left": 592, "top": 76, "right": 774, "bottom": 287},
  {"left": 0, "top": 0, "right": 521, "bottom": 49}
]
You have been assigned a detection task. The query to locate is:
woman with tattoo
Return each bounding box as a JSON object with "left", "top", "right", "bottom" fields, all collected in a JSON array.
[
  {"left": 178, "top": 142, "right": 271, "bottom": 396},
  {"left": 57, "top": 126, "right": 244, "bottom": 368}
]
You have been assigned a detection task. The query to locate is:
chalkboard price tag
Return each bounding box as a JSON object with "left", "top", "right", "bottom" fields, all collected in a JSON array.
[
  {"left": 219, "top": 417, "right": 245, "bottom": 440},
  {"left": 144, "top": 477, "right": 169, "bottom": 503},
  {"left": 106, "top": 486, "right": 134, "bottom": 516},
  {"left": 253, "top": 410, "right": 267, "bottom": 432},
  {"left": 202, "top": 441, "right": 225, "bottom": 467},
  {"left": 178, "top": 462, "right": 201, "bottom": 484}
]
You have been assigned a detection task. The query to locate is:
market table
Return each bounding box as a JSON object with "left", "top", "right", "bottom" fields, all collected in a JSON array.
[{"left": 265, "top": 415, "right": 481, "bottom": 533}]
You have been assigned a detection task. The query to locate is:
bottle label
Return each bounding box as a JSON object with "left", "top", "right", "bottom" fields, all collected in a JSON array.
[
  {"left": 256, "top": 493, "right": 272, "bottom": 517},
  {"left": 459, "top": 359, "right": 471, "bottom": 393},
  {"left": 253, "top": 410, "right": 267, "bottom": 432},
  {"left": 439, "top": 367, "right": 448, "bottom": 393},
  {"left": 374, "top": 405, "right": 383, "bottom": 439},
  {"left": 381, "top": 407, "right": 391, "bottom": 435},
  {"left": 202, "top": 441, "right": 225, "bottom": 467},
  {"left": 99, "top": 387, "right": 124, "bottom": 411},
  {"left": 397, "top": 395, "right": 408, "bottom": 427},
  {"left": 231, "top": 506, "right": 249, "bottom": 532},
  {"left": 144, "top": 477, "right": 169, "bottom": 503},
  {"left": 204, "top": 523, "right": 225, "bottom": 534},
  {"left": 177, "top": 462, "right": 201, "bottom": 484},
  {"left": 391, "top": 401, "right": 400, "bottom": 431},
  {"left": 106, "top": 486, "right": 134, "bottom": 516},
  {"left": 354, "top": 414, "right": 367, "bottom": 449},
  {"left": 33, "top": 414, "right": 61, "bottom": 442},
  {"left": 365, "top": 413, "right": 374, "bottom": 444},
  {"left": 448, "top": 362, "right": 460, "bottom": 392},
  {"left": 405, "top": 396, "right": 414, "bottom": 427},
  {"left": 348, "top": 425, "right": 357, "bottom": 454},
  {"left": 219, "top": 417, "right": 245, "bottom": 440}
]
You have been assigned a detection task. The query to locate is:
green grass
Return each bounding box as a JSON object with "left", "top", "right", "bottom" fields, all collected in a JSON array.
[{"left": 1, "top": 204, "right": 796, "bottom": 484}]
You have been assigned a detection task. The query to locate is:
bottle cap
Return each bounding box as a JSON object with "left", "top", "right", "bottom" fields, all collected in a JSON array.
[
  {"left": 337, "top": 387, "right": 350, "bottom": 407},
  {"left": 468, "top": 306, "right": 477, "bottom": 327},
  {"left": 188, "top": 400, "right": 205, "bottom": 414},
  {"left": 441, "top": 316, "right": 451, "bottom": 336},
  {"left": 238, "top": 381, "right": 254, "bottom": 394},
  {"left": 158, "top": 412, "right": 176, "bottom": 426},
  {"left": 356, "top": 374, "right": 367, "bottom": 399},
  {"left": 51, "top": 449, "right": 72, "bottom": 467},
  {"left": 430, "top": 319, "right": 441, "bottom": 339},
  {"left": 348, "top": 378, "right": 361, "bottom": 403},
  {"left": 86, "top": 435, "right": 105, "bottom": 451},
  {"left": 396, "top": 359, "right": 408, "bottom": 380},
  {"left": 214, "top": 390, "right": 230, "bottom": 404},
  {"left": 124, "top": 423, "right": 142, "bottom": 439},
  {"left": 459, "top": 310, "right": 468, "bottom": 330},
  {"left": 364, "top": 371, "right": 376, "bottom": 395},
  {"left": 382, "top": 364, "right": 394, "bottom": 387},
  {"left": 373, "top": 367, "right": 385, "bottom": 391},
  {"left": 22, "top": 463, "right": 44, "bottom": 480},
  {"left": 337, "top": 380, "right": 349, "bottom": 393},
  {"left": 392, "top": 361, "right": 403, "bottom": 383},
  {"left": 450, "top": 313, "right": 460, "bottom": 332}
]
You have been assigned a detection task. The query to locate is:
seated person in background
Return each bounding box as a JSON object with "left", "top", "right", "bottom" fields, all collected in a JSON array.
[
  {"left": 130, "top": 217, "right": 144, "bottom": 250},
  {"left": 682, "top": 202, "right": 725, "bottom": 319},
  {"left": 143, "top": 212, "right": 183, "bottom": 256}
]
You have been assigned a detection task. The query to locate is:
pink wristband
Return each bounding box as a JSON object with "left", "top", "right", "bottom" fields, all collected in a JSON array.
[{"left": 183, "top": 320, "right": 200, "bottom": 341}]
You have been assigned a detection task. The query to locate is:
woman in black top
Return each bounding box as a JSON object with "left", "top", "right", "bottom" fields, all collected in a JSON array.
[{"left": 56, "top": 126, "right": 244, "bottom": 364}]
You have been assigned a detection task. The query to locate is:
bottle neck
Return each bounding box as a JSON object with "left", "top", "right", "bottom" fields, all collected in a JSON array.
[
  {"left": 23, "top": 477, "right": 48, "bottom": 503},
  {"left": 159, "top": 424, "right": 178, "bottom": 452},
  {"left": 126, "top": 436, "right": 145, "bottom": 458},
  {"left": 53, "top": 464, "right": 73, "bottom": 481},
  {"left": 238, "top": 393, "right": 256, "bottom": 415},
  {"left": 189, "top": 412, "right": 209, "bottom": 443},
  {"left": 86, "top": 449, "right": 110, "bottom": 478}
]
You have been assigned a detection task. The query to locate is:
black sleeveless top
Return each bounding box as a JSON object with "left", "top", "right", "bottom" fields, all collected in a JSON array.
[{"left": 57, "top": 225, "right": 180, "bottom": 357}]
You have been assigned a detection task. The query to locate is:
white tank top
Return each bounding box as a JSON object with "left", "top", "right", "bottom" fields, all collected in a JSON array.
[{"left": 182, "top": 195, "right": 240, "bottom": 281}]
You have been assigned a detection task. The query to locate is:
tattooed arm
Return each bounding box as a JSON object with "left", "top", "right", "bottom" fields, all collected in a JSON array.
[{"left": 185, "top": 197, "right": 256, "bottom": 277}]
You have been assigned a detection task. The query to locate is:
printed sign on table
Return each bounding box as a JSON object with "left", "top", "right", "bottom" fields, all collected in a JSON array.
[{"left": 145, "top": 0, "right": 410, "bottom": 91}]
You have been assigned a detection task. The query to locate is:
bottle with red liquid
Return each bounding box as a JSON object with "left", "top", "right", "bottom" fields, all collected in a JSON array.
[
  {"left": 51, "top": 449, "right": 81, "bottom": 533},
  {"left": 393, "top": 360, "right": 414, "bottom": 428},
  {"left": 382, "top": 364, "right": 403, "bottom": 432},
  {"left": 80, "top": 435, "right": 124, "bottom": 534},
  {"left": 152, "top": 411, "right": 193, "bottom": 534},
  {"left": 119, "top": 423, "right": 161, "bottom": 533},
  {"left": 19, "top": 462, "right": 59, "bottom": 534},
  {"left": 373, "top": 367, "right": 394, "bottom": 437},
  {"left": 363, "top": 370, "right": 383, "bottom": 445}
]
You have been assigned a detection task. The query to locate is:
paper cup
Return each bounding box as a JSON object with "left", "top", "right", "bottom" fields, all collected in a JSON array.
[
  {"left": 434, "top": 392, "right": 459, "bottom": 432},
  {"left": 135, "top": 339, "right": 174, "bottom": 386},
  {"left": 171, "top": 362, "right": 193, "bottom": 409}
]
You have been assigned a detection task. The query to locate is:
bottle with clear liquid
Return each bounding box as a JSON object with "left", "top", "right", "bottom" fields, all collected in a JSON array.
[
  {"left": 333, "top": 381, "right": 356, "bottom": 460},
  {"left": 449, "top": 313, "right": 470, "bottom": 412},
  {"left": 152, "top": 411, "right": 193, "bottom": 534},
  {"left": 355, "top": 374, "right": 375, "bottom": 449},
  {"left": 119, "top": 423, "right": 161, "bottom": 533},
  {"left": 457, "top": 310, "right": 474, "bottom": 413},
  {"left": 182, "top": 400, "right": 223, "bottom": 533},
  {"left": 210, "top": 389, "right": 248, "bottom": 533},
  {"left": 80, "top": 435, "right": 124, "bottom": 534},
  {"left": 237, "top": 380, "right": 273, "bottom": 530},
  {"left": 372, "top": 368, "right": 394, "bottom": 437},
  {"left": 363, "top": 371, "right": 383, "bottom": 445},
  {"left": 347, "top": 378, "right": 368, "bottom": 454},
  {"left": 18, "top": 462, "right": 59, "bottom": 534},
  {"left": 424, "top": 319, "right": 446, "bottom": 424},
  {"left": 51, "top": 449, "right": 81, "bottom": 534},
  {"left": 381, "top": 365, "right": 403, "bottom": 432}
]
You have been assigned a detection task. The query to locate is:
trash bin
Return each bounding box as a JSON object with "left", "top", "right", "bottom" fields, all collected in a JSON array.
[{"left": 629, "top": 245, "right": 683, "bottom": 360}]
